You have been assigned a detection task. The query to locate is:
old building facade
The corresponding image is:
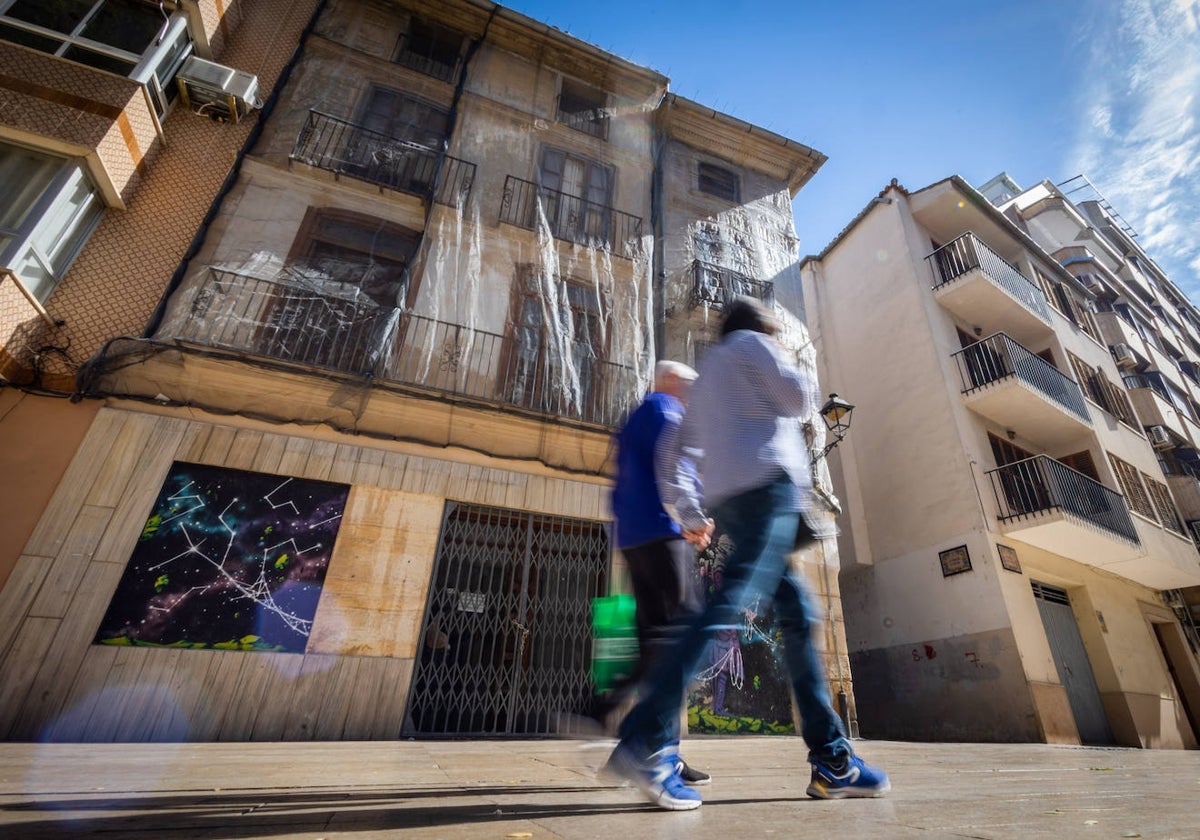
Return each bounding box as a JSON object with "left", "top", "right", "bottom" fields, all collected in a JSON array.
[
  {"left": 801, "top": 174, "right": 1200, "bottom": 748},
  {"left": 0, "top": 0, "right": 842, "bottom": 742}
]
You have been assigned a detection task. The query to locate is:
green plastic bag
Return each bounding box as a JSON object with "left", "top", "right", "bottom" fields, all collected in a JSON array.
[{"left": 590, "top": 593, "right": 638, "bottom": 692}]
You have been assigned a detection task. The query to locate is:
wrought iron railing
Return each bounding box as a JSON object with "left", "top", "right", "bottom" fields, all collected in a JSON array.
[
  {"left": 498, "top": 175, "right": 643, "bottom": 257},
  {"left": 394, "top": 32, "right": 460, "bottom": 82},
  {"left": 690, "top": 260, "right": 774, "bottom": 310},
  {"left": 927, "top": 232, "right": 1051, "bottom": 322},
  {"left": 171, "top": 268, "right": 639, "bottom": 427},
  {"left": 291, "top": 110, "right": 475, "bottom": 206},
  {"left": 952, "top": 333, "right": 1090, "bottom": 423},
  {"left": 379, "top": 312, "right": 640, "bottom": 426},
  {"left": 985, "top": 455, "right": 1140, "bottom": 545},
  {"left": 556, "top": 94, "right": 609, "bottom": 140}
]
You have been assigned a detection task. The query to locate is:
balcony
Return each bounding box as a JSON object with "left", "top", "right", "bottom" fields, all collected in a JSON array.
[
  {"left": 928, "top": 233, "right": 1052, "bottom": 345},
  {"left": 691, "top": 261, "right": 773, "bottom": 310},
  {"left": 986, "top": 455, "right": 1141, "bottom": 561},
  {"left": 953, "top": 333, "right": 1091, "bottom": 446},
  {"left": 170, "top": 268, "right": 637, "bottom": 427},
  {"left": 291, "top": 111, "right": 475, "bottom": 206},
  {"left": 1122, "top": 372, "right": 1189, "bottom": 439},
  {"left": 498, "top": 175, "right": 643, "bottom": 258}
]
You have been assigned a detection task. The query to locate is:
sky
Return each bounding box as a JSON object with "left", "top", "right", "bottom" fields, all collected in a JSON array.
[{"left": 503, "top": 0, "right": 1200, "bottom": 300}]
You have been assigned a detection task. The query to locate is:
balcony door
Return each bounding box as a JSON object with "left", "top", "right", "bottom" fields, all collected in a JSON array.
[
  {"left": 346, "top": 86, "right": 449, "bottom": 193},
  {"left": 264, "top": 208, "right": 418, "bottom": 372},
  {"left": 506, "top": 271, "right": 607, "bottom": 421},
  {"left": 539, "top": 148, "right": 612, "bottom": 243},
  {"left": 989, "top": 434, "right": 1051, "bottom": 514}
]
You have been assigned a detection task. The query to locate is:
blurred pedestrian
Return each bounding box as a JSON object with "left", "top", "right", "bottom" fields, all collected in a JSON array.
[{"left": 605, "top": 297, "right": 889, "bottom": 810}]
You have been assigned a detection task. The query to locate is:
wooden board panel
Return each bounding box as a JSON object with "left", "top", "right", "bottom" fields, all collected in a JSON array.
[
  {"left": 9, "top": 562, "right": 126, "bottom": 740},
  {"left": 246, "top": 655, "right": 305, "bottom": 740},
  {"left": 37, "top": 644, "right": 119, "bottom": 741},
  {"left": 0, "top": 616, "right": 60, "bottom": 738},
  {"left": 281, "top": 654, "right": 344, "bottom": 740},
  {"left": 29, "top": 505, "right": 114, "bottom": 618},
  {"left": 84, "top": 413, "right": 157, "bottom": 509},
  {"left": 23, "top": 409, "right": 124, "bottom": 557},
  {"left": 225, "top": 428, "right": 266, "bottom": 471},
  {"left": 0, "top": 554, "right": 55, "bottom": 661}
]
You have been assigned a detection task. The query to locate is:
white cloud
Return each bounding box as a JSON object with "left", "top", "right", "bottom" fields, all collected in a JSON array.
[{"left": 1068, "top": 0, "right": 1200, "bottom": 298}]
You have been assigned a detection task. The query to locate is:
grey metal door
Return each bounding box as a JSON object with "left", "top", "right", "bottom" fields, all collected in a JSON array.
[
  {"left": 1032, "top": 581, "right": 1114, "bottom": 745},
  {"left": 403, "top": 501, "right": 610, "bottom": 736}
]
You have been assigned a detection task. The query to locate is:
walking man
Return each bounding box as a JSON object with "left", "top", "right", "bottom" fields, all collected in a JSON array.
[
  {"left": 607, "top": 298, "right": 889, "bottom": 810},
  {"left": 607, "top": 359, "right": 712, "bottom": 786}
]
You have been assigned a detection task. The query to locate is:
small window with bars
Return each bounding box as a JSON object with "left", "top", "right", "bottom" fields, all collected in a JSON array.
[{"left": 698, "top": 162, "right": 739, "bottom": 202}]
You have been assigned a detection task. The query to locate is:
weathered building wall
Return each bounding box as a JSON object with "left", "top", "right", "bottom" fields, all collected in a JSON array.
[{"left": 0, "top": 406, "right": 610, "bottom": 741}]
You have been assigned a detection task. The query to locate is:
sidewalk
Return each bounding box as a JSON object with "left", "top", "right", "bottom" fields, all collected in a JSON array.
[{"left": 1, "top": 737, "right": 1196, "bottom": 839}]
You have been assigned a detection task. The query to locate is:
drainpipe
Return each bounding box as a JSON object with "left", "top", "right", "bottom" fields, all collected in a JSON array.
[{"left": 649, "top": 98, "right": 667, "bottom": 360}]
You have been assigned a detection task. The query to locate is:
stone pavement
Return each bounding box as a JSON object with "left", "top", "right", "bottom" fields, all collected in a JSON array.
[{"left": 1, "top": 737, "right": 1197, "bottom": 839}]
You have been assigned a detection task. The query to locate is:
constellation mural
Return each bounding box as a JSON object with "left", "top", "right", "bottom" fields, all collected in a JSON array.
[
  {"left": 686, "top": 529, "right": 796, "bottom": 735},
  {"left": 94, "top": 461, "right": 350, "bottom": 654}
]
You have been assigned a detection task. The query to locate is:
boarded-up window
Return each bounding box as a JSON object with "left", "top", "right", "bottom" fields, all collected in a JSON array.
[{"left": 698, "top": 162, "right": 739, "bottom": 202}]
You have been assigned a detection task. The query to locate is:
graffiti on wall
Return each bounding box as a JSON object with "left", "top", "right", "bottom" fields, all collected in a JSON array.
[
  {"left": 93, "top": 461, "right": 350, "bottom": 653},
  {"left": 686, "top": 530, "right": 796, "bottom": 735}
]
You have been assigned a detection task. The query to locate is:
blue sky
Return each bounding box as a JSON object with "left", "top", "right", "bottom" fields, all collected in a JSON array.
[{"left": 504, "top": 0, "right": 1200, "bottom": 300}]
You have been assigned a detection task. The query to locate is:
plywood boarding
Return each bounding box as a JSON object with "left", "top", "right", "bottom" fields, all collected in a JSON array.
[{"left": 0, "top": 406, "right": 611, "bottom": 742}]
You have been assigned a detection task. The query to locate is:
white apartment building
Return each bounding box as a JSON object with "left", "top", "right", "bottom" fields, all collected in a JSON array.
[{"left": 800, "top": 174, "right": 1200, "bottom": 748}]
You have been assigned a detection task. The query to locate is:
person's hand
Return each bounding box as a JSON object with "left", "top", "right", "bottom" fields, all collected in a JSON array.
[{"left": 684, "top": 519, "right": 715, "bottom": 550}]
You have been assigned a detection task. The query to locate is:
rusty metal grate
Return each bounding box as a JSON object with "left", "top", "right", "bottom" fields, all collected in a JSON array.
[{"left": 403, "top": 501, "right": 610, "bottom": 736}]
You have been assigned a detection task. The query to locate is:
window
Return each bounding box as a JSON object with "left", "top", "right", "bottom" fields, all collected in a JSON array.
[
  {"left": 538, "top": 148, "right": 613, "bottom": 243},
  {"left": 1, "top": 0, "right": 193, "bottom": 117},
  {"left": 395, "top": 16, "right": 463, "bottom": 82},
  {"left": 556, "top": 77, "right": 608, "bottom": 140},
  {"left": 343, "top": 86, "right": 450, "bottom": 194},
  {"left": 1067, "top": 351, "right": 1137, "bottom": 426},
  {"left": 1144, "top": 474, "right": 1185, "bottom": 535},
  {"left": 1108, "top": 453, "right": 1156, "bottom": 520},
  {"left": 0, "top": 141, "right": 104, "bottom": 302},
  {"left": 290, "top": 208, "right": 418, "bottom": 309},
  {"left": 698, "top": 162, "right": 739, "bottom": 202},
  {"left": 507, "top": 269, "right": 607, "bottom": 421}
]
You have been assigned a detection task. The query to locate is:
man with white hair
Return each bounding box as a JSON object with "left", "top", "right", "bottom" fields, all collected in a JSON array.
[{"left": 605, "top": 359, "right": 713, "bottom": 787}]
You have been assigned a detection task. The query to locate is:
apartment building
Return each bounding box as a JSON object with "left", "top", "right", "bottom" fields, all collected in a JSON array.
[
  {"left": 0, "top": 0, "right": 835, "bottom": 742},
  {"left": 800, "top": 175, "right": 1200, "bottom": 748}
]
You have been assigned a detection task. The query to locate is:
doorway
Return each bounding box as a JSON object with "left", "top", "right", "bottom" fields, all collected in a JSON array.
[
  {"left": 1032, "top": 581, "right": 1115, "bottom": 745},
  {"left": 403, "top": 501, "right": 610, "bottom": 736}
]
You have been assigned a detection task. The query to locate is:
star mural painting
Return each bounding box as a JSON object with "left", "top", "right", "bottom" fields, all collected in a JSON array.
[{"left": 94, "top": 462, "right": 351, "bottom": 653}]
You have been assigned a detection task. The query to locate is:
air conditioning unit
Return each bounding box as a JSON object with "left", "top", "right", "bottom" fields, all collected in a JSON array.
[
  {"left": 1112, "top": 343, "right": 1136, "bottom": 369},
  {"left": 176, "top": 56, "right": 262, "bottom": 123},
  {"left": 1148, "top": 424, "right": 1173, "bottom": 448}
]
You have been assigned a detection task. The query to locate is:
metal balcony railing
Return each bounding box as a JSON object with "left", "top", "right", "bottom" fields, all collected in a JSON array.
[
  {"left": 690, "top": 260, "right": 774, "bottom": 310},
  {"left": 394, "top": 31, "right": 461, "bottom": 82},
  {"left": 498, "top": 175, "right": 642, "bottom": 257},
  {"left": 927, "top": 232, "right": 1051, "bottom": 322},
  {"left": 952, "top": 333, "right": 1091, "bottom": 423},
  {"left": 986, "top": 455, "right": 1140, "bottom": 545},
  {"left": 380, "top": 313, "right": 639, "bottom": 426},
  {"left": 292, "top": 111, "right": 475, "bottom": 206},
  {"left": 172, "top": 268, "right": 638, "bottom": 427}
]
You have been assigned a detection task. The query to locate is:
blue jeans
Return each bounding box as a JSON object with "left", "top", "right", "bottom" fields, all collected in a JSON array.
[{"left": 616, "top": 474, "right": 851, "bottom": 763}]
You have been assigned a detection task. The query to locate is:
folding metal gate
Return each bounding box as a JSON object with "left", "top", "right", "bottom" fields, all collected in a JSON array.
[
  {"left": 402, "top": 501, "right": 610, "bottom": 736},
  {"left": 1032, "top": 581, "right": 1115, "bottom": 745}
]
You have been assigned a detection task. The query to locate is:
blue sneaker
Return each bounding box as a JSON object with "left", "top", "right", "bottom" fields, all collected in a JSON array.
[
  {"left": 606, "top": 745, "right": 703, "bottom": 810},
  {"left": 807, "top": 754, "right": 890, "bottom": 799}
]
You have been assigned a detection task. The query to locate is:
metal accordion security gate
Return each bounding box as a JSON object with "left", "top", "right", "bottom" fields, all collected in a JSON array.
[{"left": 402, "top": 501, "right": 610, "bottom": 736}]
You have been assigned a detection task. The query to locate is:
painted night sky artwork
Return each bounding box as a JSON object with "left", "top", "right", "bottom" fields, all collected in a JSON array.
[{"left": 94, "top": 461, "right": 350, "bottom": 653}]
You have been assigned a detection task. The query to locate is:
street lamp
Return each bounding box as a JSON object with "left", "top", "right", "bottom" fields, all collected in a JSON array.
[{"left": 817, "top": 393, "right": 855, "bottom": 459}]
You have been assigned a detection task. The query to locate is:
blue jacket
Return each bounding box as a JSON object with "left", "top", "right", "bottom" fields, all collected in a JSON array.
[{"left": 611, "top": 391, "right": 693, "bottom": 549}]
